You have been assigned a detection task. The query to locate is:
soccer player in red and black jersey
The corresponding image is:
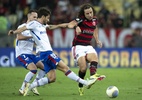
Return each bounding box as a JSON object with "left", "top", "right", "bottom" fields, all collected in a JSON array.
[{"left": 68, "top": 3, "right": 106, "bottom": 96}]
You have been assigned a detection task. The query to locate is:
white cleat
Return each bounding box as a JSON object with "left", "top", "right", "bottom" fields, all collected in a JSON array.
[
  {"left": 85, "top": 74, "right": 106, "bottom": 89},
  {"left": 23, "top": 83, "right": 30, "bottom": 96},
  {"left": 85, "top": 78, "right": 98, "bottom": 89},
  {"left": 19, "top": 89, "right": 24, "bottom": 95},
  {"left": 31, "top": 87, "right": 40, "bottom": 95}
]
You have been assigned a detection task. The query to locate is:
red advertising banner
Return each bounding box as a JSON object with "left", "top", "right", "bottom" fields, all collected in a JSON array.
[{"left": 47, "top": 28, "right": 133, "bottom": 48}]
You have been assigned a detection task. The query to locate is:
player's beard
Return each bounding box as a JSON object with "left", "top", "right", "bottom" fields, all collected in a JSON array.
[{"left": 88, "top": 16, "right": 93, "bottom": 20}]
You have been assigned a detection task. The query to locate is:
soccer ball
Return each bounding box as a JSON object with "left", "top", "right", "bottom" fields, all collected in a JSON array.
[{"left": 106, "top": 86, "right": 119, "bottom": 98}]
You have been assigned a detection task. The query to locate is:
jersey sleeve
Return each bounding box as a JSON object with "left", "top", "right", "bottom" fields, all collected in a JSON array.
[
  {"left": 74, "top": 18, "right": 83, "bottom": 24},
  {"left": 26, "top": 21, "right": 36, "bottom": 30}
]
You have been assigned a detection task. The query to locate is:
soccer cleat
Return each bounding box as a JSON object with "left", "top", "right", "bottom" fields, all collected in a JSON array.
[
  {"left": 19, "top": 89, "right": 24, "bottom": 95},
  {"left": 85, "top": 78, "right": 98, "bottom": 89},
  {"left": 23, "top": 83, "right": 30, "bottom": 96},
  {"left": 90, "top": 73, "right": 106, "bottom": 81},
  {"left": 31, "top": 87, "right": 40, "bottom": 95},
  {"left": 78, "top": 87, "right": 84, "bottom": 96}
]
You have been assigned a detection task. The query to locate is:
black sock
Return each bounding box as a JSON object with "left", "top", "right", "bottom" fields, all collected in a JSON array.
[
  {"left": 78, "top": 70, "right": 86, "bottom": 87},
  {"left": 89, "top": 61, "right": 98, "bottom": 75}
]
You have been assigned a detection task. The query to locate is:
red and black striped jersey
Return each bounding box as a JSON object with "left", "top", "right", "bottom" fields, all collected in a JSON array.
[{"left": 72, "top": 16, "right": 98, "bottom": 46}]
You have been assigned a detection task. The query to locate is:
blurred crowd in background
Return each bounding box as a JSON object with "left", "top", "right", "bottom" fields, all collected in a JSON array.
[{"left": 0, "top": 0, "right": 142, "bottom": 48}]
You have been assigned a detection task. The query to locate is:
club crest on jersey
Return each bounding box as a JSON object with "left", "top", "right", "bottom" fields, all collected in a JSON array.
[{"left": 92, "top": 21, "right": 96, "bottom": 26}]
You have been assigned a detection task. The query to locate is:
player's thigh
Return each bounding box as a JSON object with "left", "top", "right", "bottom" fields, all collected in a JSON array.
[
  {"left": 87, "top": 53, "right": 98, "bottom": 62},
  {"left": 27, "top": 62, "right": 37, "bottom": 70},
  {"left": 57, "top": 60, "right": 70, "bottom": 73},
  {"left": 36, "top": 61, "right": 44, "bottom": 70},
  {"left": 47, "top": 69, "right": 56, "bottom": 82},
  {"left": 78, "top": 56, "right": 87, "bottom": 70}
]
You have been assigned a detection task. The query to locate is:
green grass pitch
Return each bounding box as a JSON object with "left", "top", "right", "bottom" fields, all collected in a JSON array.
[{"left": 0, "top": 67, "right": 142, "bottom": 100}]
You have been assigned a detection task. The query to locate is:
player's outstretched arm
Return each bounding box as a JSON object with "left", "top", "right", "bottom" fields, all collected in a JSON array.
[
  {"left": 67, "top": 20, "right": 77, "bottom": 28},
  {"left": 8, "top": 26, "right": 27, "bottom": 36},
  {"left": 47, "top": 23, "right": 68, "bottom": 30},
  {"left": 67, "top": 20, "right": 81, "bottom": 35}
]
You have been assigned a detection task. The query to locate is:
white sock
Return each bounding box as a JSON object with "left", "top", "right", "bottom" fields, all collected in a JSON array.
[
  {"left": 20, "top": 81, "right": 26, "bottom": 91},
  {"left": 29, "top": 77, "right": 49, "bottom": 90},
  {"left": 65, "top": 70, "right": 87, "bottom": 85},
  {"left": 20, "top": 71, "right": 35, "bottom": 90},
  {"left": 33, "top": 70, "right": 46, "bottom": 82}
]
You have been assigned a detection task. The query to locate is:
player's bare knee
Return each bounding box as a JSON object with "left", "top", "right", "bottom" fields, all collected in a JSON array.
[
  {"left": 80, "top": 67, "right": 87, "bottom": 73},
  {"left": 79, "top": 64, "right": 87, "bottom": 72}
]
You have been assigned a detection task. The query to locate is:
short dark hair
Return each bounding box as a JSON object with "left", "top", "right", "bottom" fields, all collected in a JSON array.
[
  {"left": 38, "top": 7, "right": 51, "bottom": 18},
  {"left": 78, "top": 3, "right": 96, "bottom": 18},
  {"left": 28, "top": 9, "right": 38, "bottom": 14},
  {"left": 27, "top": 9, "right": 37, "bottom": 18}
]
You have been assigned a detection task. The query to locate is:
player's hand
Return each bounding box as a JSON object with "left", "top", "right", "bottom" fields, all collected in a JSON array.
[
  {"left": 96, "top": 40, "right": 103, "bottom": 48},
  {"left": 8, "top": 30, "right": 14, "bottom": 36},
  {"left": 75, "top": 26, "right": 81, "bottom": 35}
]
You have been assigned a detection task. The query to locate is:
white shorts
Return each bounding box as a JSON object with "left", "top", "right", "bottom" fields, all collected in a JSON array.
[{"left": 71, "top": 45, "right": 97, "bottom": 62}]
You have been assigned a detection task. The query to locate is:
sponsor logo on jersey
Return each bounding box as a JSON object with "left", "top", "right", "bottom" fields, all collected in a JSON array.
[
  {"left": 40, "top": 31, "right": 46, "bottom": 34},
  {"left": 82, "top": 29, "right": 94, "bottom": 34}
]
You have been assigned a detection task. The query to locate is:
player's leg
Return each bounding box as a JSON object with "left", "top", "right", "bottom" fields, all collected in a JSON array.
[
  {"left": 23, "top": 70, "right": 55, "bottom": 96},
  {"left": 72, "top": 46, "right": 88, "bottom": 95},
  {"left": 87, "top": 53, "right": 98, "bottom": 75},
  {"left": 29, "top": 52, "right": 57, "bottom": 88},
  {"left": 29, "top": 69, "right": 55, "bottom": 89},
  {"left": 19, "top": 71, "right": 32, "bottom": 94},
  {"left": 23, "top": 51, "right": 97, "bottom": 96},
  {"left": 31, "top": 57, "right": 45, "bottom": 95},
  {"left": 39, "top": 51, "right": 90, "bottom": 86},
  {"left": 77, "top": 56, "right": 87, "bottom": 95},
  {"left": 34, "top": 60, "right": 46, "bottom": 81},
  {"left": 31, "top": 69, "right": 46, "bottom": 95},
  {"left": 33, "top": 69, "right": 46, "bottom": 82},
  {"left": 57, "top": 60, "right": 97, "bottom": 88},
  {"left": 20, "top": 63, "right": 37, "bottom": 94},
  {"left": 23, "top": 59, "right": 57, "bottom": 96},
  {"left": 16, "top": 55, "right": 38, "bottom": 95},
  {"left": 86, "top": 49, "right": 106, "bottom": 81}
]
